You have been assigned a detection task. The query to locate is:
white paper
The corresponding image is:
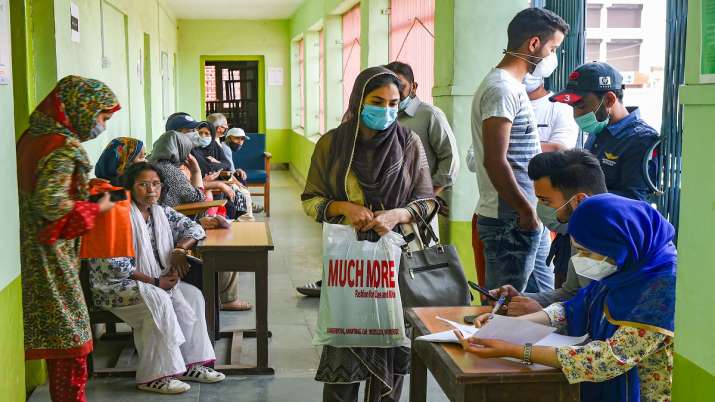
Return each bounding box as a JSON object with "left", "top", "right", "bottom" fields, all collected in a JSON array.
[
  {"left": 268, "top": 67, "right": 283, "bottom": 86},
  {"left": 415, "top": 317, "right": 479, "bottom": 343},
  {"left": 475, "top": 315, "right": 556, "bottom": 344},
  {"left": 534, "top": 333, "right": 589, "bottom": 347},
  {"left": 70, "top": 2, "right": 80, "bottom": 43}
]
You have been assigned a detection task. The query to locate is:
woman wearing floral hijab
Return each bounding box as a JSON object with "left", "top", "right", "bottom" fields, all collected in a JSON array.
[
  {"left": 95, "top": 137, "right": 146, "bottom": 186},
  {"left": 16, "top": 75, "right": 120, "bottom": 402},
  {"left": 302, "top": 66, "right": 437, "bottom": 402}
]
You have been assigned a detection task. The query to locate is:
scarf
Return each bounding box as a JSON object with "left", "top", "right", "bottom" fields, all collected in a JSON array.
[
  {"left": 148, "top": 131, "right": 194, "bottom": 165},
  {"left": 129, "top": 202, "right": 196, "bottom": 347},
  {"left": 301, "top": 66, "right": 433, "bottom": 214},
  {"left": 191, "top": 121, "right": 231, "bottom": 175},
  {"left": 565, "top": 193, "right": 676, "bottom": 402},
  {"left": 95, "top": 137, "right": 144, "bottom": 186}
]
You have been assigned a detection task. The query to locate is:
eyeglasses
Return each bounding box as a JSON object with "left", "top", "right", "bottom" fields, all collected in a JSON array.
[{"left": 136, "top": 181, "right": 162, "bottom": 190}]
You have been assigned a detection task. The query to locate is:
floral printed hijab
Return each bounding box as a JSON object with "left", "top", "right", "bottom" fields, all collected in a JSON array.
[
  {"left": 95, "top": 137, "right": 144, "bottom": 185},
  {"left": 28, "top": 75, "right": 120, "bottom": 142}
]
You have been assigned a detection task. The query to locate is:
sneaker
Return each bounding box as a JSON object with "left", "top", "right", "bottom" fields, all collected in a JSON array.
[
  {"left": 179, "top": 365, "right": 226, "bottom": 383},
  {"left": 137, "top": 377, "right": 191, "bottom": 394},
  {"left": 296, "top": 280, "right": 321, "bottom": 297}
]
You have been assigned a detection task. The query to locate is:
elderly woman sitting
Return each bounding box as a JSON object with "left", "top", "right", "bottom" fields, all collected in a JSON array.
[{"left": 87, "top": 162, "right": 224, "bottom": 394}]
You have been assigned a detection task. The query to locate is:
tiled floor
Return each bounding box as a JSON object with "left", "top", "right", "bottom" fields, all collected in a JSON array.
[{"left": 29, "top": 170, "right": 449, "bottom": 402}]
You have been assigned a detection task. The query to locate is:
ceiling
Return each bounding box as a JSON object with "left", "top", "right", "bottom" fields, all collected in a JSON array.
[{"left": 164, "top": 0, "right": 305, "bottom": 20}]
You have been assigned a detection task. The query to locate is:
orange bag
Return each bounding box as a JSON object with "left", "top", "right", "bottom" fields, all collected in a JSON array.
[{"left": 79, "top": 179, "right": 135, "bottom": 258}]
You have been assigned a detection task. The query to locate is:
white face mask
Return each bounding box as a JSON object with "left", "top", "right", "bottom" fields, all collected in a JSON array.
[
  {"left": 186, "top": 130, "right": 202, "bottom": 148},
  {"left": 523, "top": 73, "right": 544, "bottom": 93},
  {"left": 532, "top": 52, "right": 558, "bottom": 79},
  {"left": 571, "top": 254, "right": 618, "bottom": 281}
]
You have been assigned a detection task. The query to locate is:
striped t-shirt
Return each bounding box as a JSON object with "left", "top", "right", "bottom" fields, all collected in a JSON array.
[{"left": 471, "top": 68, "right": 540, "bottom": 219}]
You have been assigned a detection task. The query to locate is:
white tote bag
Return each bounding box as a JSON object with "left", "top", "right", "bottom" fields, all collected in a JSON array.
[{"left": 313, "top": 223, "right": 408, "bottom": 348}]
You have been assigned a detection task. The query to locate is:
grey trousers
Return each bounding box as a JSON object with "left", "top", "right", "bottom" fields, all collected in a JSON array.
[{"left": 322, "top": 375, "right": 405, "bottom": 402}]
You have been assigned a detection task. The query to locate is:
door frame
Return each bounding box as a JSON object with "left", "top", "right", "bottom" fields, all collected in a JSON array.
[{"left": 199, "top": 55, "right": 266, "bottom": 134}]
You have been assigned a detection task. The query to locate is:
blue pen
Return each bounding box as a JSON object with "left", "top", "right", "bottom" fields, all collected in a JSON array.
[{"left": 488, "top": 294, "right": 507, "bottom": 320}]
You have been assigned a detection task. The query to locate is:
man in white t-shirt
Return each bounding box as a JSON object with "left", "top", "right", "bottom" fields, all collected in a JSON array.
[
  {"left": 471, "top": 8, "right": 569, "bottom": 292},
  {"left": 523, "top": 73, "right": 579, "bottom": 151}
]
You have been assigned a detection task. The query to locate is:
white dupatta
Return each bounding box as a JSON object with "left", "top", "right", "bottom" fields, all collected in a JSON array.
[{"left": 130, "top": 202, "right": 197, "bottom": 347}]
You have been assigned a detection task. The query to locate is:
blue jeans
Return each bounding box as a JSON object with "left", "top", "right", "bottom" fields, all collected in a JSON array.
[
  {"left": 525, "top": 226, "right": 555, "bottom": 293},
  {"left": 477, "top": 215, "right": 542, "bottom": 292}
]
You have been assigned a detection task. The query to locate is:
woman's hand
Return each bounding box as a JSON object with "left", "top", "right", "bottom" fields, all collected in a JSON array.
[
  {"left": 159, "top": 271, "right": 179, "bottom": 290},
  {"left": 472, "top": 313, "right": 493, "bottom": 328},
  {"left": 203, "top": 171, "right": 221, "bottom": 182},
  {"left": 219, "top": 183, "right": 236, "bottom": 201},
  {"left": 186, "top": 154, "right": 202, "bottom": 175},
  {"left": 236, "top": 169, "right": 248, "bottom": 181},
  {"left": 96, "top": 191, "right": 116, "bottom": 213},
  {"left": 207, "top": 156, "right": 221, "bottom": 164},
  {"left": 340, "top": 203, "right": 374, "bottom": 230},
  {"left": 169, "top": 248, "right": 190, "bottom": 278},
  {"left": 454, "top": 331, "right": 521, "bottom": 359},
  {"left": 363, "top": 209, "right": 411, "bottom": 236},
  {"left": 199, "top": 216, "right": 219, "bottom": 230}
]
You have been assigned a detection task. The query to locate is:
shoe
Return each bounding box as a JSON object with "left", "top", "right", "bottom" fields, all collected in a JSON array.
[
  {"left": 252, "top": 203, "right": 265, "bottom": 213},
  {"left": 179, "top": 365, "right": 226, "bottom": 383},
  {"left": 296, "top": 280, "right": 321, "bottom": 297},
  {"left": 137, "top": 377, "right": 191, "bottom": 394}
]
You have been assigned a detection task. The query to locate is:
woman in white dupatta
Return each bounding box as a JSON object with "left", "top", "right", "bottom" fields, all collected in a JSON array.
[{"left": 88, "top": 162, "right": 224, "bottom": 394}]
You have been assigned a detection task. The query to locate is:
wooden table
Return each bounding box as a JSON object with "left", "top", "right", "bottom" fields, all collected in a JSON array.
[
  {"left": 196, "top": 221, "right": 275, "bottom": 375},
  {"left": 175, "top": 199, "right": 226, "bottom": 216},
  {"left": 406, "top": 306, "right": 579, "bottom": 402}
]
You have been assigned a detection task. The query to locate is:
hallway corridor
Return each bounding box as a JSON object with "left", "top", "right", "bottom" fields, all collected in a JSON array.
[{"left": 27, "top": 170, "right": 448, "bottom": 402}]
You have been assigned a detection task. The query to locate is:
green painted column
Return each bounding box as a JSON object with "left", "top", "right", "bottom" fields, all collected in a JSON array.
[
  {"left": 304, "top": 30, "right": 320, "bottom": 135},
  {"left": 324, "top": 15, "right": 344, "bottom": 128},
  {"left": 360, "top": 0, "right": 390, "bottom": 69},
  {"left": 432, "top": 0, "right": 527, "bottom": 289}
]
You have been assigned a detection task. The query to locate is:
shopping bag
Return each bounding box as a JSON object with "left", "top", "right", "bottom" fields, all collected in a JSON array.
[{"left": 313, "top": 223, "right": 408, "bottom": 348}]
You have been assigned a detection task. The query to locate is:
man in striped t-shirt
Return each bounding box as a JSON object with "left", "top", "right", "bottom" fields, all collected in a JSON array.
[{"left": 471, "top": 8, "right": 569, "bottom": 292}]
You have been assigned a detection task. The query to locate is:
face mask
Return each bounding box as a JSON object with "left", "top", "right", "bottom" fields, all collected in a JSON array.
[
  {"left": 399, "top": 95, "right": 413, "bottom": 111},
  {"left": 186, "top": 130, "right": 202, "bottom": 148},
  {"left": 536, "top": 203, "right": 569, "bottom": 235},
  {"left": 228, "top": 142, "right": 242, "bottom": 151},
  {"left": 88, "top": 122, "right": 106, "bottom": 140},
  {"left": 361, "top": 104, "right": 398, "bottom": 131},
  {"left": 507, "top": 50, "right": 558, "bottom": 78},
  {"left": 575, "top": 97, "right": 610, "bottom": 134},
  {"left": 571, "top": 254, "right": 618, "bottom": 281},
  {"left": 198, "top": 137, "right": 212, "bottom": 148},
  {"left": 523, "top": 73, "right": 544, "bottom": 94}
]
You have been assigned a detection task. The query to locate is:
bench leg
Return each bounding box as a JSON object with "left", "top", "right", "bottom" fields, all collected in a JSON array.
[{"left": 264, "top": 181, "right": 270, "bottom": 217}]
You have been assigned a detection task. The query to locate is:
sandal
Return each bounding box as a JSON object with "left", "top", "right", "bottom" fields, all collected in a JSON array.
[
  {"left": 221, "top": 300, "right": 253, "bottom": 311},
  {"left": 296, "top": 280, "right": 321, "bottom": 297}
]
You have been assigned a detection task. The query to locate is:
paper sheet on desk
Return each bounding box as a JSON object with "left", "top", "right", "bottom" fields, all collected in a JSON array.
[{"left": 415, "top": 315, "right": 588, "bottom": 347}]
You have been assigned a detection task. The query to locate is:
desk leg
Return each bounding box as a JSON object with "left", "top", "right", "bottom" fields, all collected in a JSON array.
[
  {"left": 255, "top": 252, "right": 269, "bottom": 368},
  {"left": 409, "top": 346, "right": 427, "bottom": 402},
  {"left": 203, "top": 255, "right": 218, "bottom": 342}
]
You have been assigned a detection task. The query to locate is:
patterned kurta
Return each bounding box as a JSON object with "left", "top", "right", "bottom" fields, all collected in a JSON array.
[
  {"left": 544, "top": 303, "right": 673, "bottom": 402},
  {"left": 87, "top": 205, "right": 205, "bottom": 310},
  {"left": 17, "top": 76, "right": 120, "bottom": 360}
]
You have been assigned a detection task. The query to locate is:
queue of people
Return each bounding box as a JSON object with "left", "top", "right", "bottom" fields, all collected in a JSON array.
[{"left": 16, "top": 7, "right": 673, "bottom": 402}]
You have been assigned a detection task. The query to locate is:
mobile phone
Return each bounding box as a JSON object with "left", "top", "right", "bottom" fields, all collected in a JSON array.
[
  {"left": 468, "top": 281, "right": 499, "bottom": 302},
  {"left": 89, "top": 189, "right": 127, "bottom": 203}
]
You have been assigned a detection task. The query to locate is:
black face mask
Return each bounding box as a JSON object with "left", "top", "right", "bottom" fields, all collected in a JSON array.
[{"left": 228, "top": 143, "right": 242, "bottom": 151}]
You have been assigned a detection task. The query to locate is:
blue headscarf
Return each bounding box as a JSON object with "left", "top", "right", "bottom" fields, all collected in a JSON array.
[
  {"left": 565, "top": 193, "right": 676, "bottom": 402},
  {"left": 95, "top": 137, "right": 144, "bottom": 186}
]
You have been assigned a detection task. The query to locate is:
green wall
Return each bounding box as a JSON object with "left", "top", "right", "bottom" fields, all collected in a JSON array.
[
  {"left": 672, "top": 0, "right": 715, "bottom": 398},
  {"left": 176, "top": 19, "right": 292, "bottom": 164},
  {"left": 0, "top": 279, "right": 25, "bottom": 401}
]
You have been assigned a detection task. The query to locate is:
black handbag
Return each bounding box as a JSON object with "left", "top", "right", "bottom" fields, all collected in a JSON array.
[{"left": 398, "top": 215, "right": 471, "bottom": 308}]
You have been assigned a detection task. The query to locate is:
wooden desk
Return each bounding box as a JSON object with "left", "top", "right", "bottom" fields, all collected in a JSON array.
[
  {"left": 196, "top": 221, "right": 275, "bottom": 375},
  {"left": 175, "top": 199, "right": 226, "bottom": 216},
  {"left": 406, "top": 306, "right": 579, "bottom": 402}
]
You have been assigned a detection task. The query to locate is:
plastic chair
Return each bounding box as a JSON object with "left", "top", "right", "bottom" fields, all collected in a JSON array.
[{"left": 233, "top": 133, "right": 272, "bottom": 216}]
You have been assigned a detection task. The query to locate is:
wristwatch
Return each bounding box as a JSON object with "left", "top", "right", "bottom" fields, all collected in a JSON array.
[{"left": 522, "top": 343, "right": 534, "bottom": 365}]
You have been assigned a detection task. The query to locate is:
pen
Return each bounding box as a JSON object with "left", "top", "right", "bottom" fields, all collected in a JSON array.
[{"left": 489, "top": 294, "right": 507, "bottom": 320}]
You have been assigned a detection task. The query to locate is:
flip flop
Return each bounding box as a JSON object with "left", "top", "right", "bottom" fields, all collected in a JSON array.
[{"left": 221, "top": 300, "right": 253, "bottom": 311}]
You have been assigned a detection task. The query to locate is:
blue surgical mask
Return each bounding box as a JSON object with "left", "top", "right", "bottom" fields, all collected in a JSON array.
[
  {"left": 360, "top": 104, "right": 398, "bottom": 131},
  {"left": 88, "top": 122, "right": 106, "bottom": 139},
  {"left": 575, "top": 97, "right": 610, "bottom": 135},
  {"left": 399, "top": 95, "right": 413, "bottom": 111},
  {"left": 198, "top": 137, "right": 212, "bottom": 148}
]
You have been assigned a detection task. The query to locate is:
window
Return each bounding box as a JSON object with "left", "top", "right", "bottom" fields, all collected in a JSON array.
[
  {"left": 607, "top": 4, "right": 643, "bottom": 28},
  {"left": 586, "top": 39, "right": 602, "bottom": 62},
  {"left": 606, "top": 39, "right": 642, "bottom": 72},
  {"left": 161, "top": 51, "right": 170, "bottom": 118},
  {"left": 319, "top": 29, "right": 325, "bottom": 134},
  {"left": 298, "top": 38, "right": 305, "bottom": 129},
  {"left": 586, "top": 4, "right": 602, "bottom": 28},
  {"left": 389, "top": 0, "right": 435, "bottom": 103},
  {"left": 342, "top": 5, "right": 361, "bottom": 111}
]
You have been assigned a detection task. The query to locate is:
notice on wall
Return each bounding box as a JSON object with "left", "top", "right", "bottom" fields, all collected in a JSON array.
[
  {"left": 701, "top": 0, "right": 715, "bottom": 82},
  {"left": 70, "top": 1, "right": 80, "bottom": 43},
  {"left": 268, "top": 67, "right": 284, "bottom": 86},
  {"left": 0, "top": 0, "right": 10, "bottom": 85}
]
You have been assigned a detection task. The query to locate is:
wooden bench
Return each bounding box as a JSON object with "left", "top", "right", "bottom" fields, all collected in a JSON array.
[{"left": 174, "top": 199, "right": 226, "bottom": 217}]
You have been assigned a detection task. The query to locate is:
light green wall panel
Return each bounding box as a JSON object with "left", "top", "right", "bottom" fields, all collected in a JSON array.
[
  {"left": 0, "top": 278, "right": 25, "bottom": 401},
  {"left": 176, "top": 19, "right": 291, "bottom": 160},
  {"left": 673, "top": 353, "right": 715, "bottom": 402}
]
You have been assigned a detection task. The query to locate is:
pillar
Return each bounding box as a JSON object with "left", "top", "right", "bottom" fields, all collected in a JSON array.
[{"left": 360, "top": 0, "right": 390, "bottom": 69}]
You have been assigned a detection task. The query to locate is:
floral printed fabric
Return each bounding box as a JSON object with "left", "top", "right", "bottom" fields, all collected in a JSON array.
[
  {"left": 18, "top": 76, "right": 119, "bottom": 359},
  {"left": 154, "top": 161, "right": 205, "bottom": 207},
  {"left": 88, "top": 205, "right": 205, "bottom": 310},
  {"left": 544, "top": 303, "right": 673, "bottom": 402}
]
